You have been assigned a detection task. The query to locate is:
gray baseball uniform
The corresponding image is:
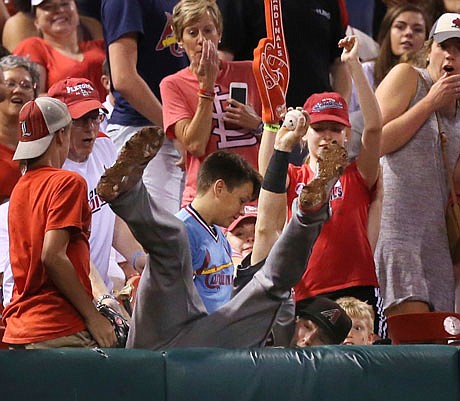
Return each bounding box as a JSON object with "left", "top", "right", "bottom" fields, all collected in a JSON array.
[{"left": 110, "top": 181, "right": 327, "bottom": 349}]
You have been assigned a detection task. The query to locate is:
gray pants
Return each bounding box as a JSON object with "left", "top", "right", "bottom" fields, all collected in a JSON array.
[{"left": 110, "top": 181, "right": 327, "bottom": 349}]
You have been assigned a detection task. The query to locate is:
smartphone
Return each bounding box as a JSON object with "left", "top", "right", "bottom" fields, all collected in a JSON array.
[{"left": 229, "top": 82, "right": 248, "bottom": 105}]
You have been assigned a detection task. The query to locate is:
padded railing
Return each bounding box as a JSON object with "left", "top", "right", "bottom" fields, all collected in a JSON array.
[{"left": 0, "top": 346, "right": 459, "bottom": 401}]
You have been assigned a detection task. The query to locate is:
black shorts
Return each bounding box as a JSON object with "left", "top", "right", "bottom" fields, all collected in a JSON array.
[{"left": 319, "top": 286, "right": 387, "bottom": 339}]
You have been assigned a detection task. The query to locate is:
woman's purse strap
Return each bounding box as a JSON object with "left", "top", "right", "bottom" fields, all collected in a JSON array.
[{"left": 417, "top": 70, "right": 458, "bottom": 206}]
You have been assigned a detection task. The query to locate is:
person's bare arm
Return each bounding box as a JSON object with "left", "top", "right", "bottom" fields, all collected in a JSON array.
[
  {"left": 2, "top": 13, "right": 38, "bottom": 52},
  {"left": 251, "top": 116, "right": 308, "bottom": 264},
  {"left": 376, "top": 64, "right": 460, "bottom": 156},
  {"left": 367, "top": 166, "right": 383, "bottom": 254},
  {"left": 108, "top": 33, "right": 163, "bottom": 127},
  {"left": 340, "top": 36, "right": 382, "bottom": 189},
  {"left": 89, "top": 259, "right": 131, "bottom": 320},
  {"left": 112, "top": 215, "right": 146, "bottom": 273},
  {"left": 42, "top": 228, "right": 117, "bottom": 347}
]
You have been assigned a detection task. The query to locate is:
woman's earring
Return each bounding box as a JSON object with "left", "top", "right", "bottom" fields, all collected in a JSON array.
[{"left": 178, "top": 42, "right": 183, "bottom": 49}]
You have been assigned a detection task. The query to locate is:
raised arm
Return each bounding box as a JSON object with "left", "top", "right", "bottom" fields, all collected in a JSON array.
[
  {"left": 251, "top": 115, "right": 308, "bottom": 264},
  {"left": 173, "top": 40, "right": 219, "bottom": 157},
  {"left": 340, "top": 36, "right": 382, "bottom": 188}
]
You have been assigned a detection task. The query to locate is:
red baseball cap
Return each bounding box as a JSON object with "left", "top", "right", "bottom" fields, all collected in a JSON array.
[
  {"left": 13, "top": 97, "right": 72, "bottom": 160},
  {"left": 48, "top": 78, "right": 107, "bottom": 119},
  {"left": 227, "top": 205, "right": 257, "bottom": 232},
  {"left": 303, "top": 92, "right": 351, "bottom": 127}
]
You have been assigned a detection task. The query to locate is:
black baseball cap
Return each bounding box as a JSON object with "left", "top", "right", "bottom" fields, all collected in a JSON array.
[{"left": 296, "top": 296, "right": 352, "bottom": 344}]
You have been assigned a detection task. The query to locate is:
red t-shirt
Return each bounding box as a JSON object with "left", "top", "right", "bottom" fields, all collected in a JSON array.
[
  {"left": 287, "top": 161, "right": 378, "bottom": 300},
  {"left": 160, "top": 60, "right": 262, "bottom": 206},
  {"left": 14, "top": 37, "right": 106, "bottom": 100},
  {"left": 0, "top": 143, "right": 21, "bottom": 204},
  {"left": 2, "top": 167, "right": 92, "bottom": 344}
]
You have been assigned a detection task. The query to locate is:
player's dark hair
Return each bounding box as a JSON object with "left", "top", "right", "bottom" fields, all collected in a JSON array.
[{"left": 196, "top": 151, "right": 261, "bottom": 201}]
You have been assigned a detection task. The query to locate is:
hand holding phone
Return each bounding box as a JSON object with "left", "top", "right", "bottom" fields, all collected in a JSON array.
[{"left": 229, "top": 82, "right": 248, "bottom": 105}]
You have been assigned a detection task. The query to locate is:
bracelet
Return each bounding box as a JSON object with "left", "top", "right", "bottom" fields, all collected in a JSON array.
[
  {"left": 126, "top": 273, "right": 141, "bottom": 281},
  {"left": 263, "top": 123, "right": 281, "bottom": 133},
  {"left": 131, "top": 250, "right": 146, "bottom": 269},
  {"left": 252, "top": 121, "right": 264, "bottom": 134},
  {"left": 198, "top": 88, "right": 215, "bottom": 97},
  {"left": 97, "top": 293, "right": 116, "bottom": 304},
  {"left": 197, "top": 92, "right": 215, "bottom": 101}
]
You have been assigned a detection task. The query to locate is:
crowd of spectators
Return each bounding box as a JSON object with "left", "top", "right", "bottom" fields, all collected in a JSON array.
[{"left": 1, "top": 0, "right": 460, "bottom": 350}]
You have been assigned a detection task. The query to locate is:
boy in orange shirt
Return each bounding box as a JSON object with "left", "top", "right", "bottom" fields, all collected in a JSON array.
[{"left": 2, "top": 97, "right": 116, "bottom": 348}]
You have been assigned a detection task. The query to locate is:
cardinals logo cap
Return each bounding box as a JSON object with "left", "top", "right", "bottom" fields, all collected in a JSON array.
[
  {"left": 303, "top": 92, "right": 351, "bottom": 127},
  {"left": 13, "top": 97, "right": 71, "bottom": 160},
  {"left": 429, "top": 13, "right": 460, "bottom": 43}
]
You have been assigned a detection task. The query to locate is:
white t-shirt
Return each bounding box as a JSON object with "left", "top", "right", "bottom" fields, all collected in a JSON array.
[
  {"left": 0, "top": 201, "right": 13, "bottom": 307},
  {"left": 62, "top": 134, "right": 117, "bottom": 290}
]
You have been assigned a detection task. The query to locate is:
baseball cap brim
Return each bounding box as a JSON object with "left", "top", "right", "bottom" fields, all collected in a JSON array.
[
  {"left": 227, "top": 213, "right": 257, "bottom": 232},
  {"left": 431, "top": 30, "right": 460, "bottom": 43},
  {"left": 13, "top": 132, "right": 54, "bottom": 160},
  {"left": 67, "top": 99, "right": 108, "bottom": 119},
  {"left": 309, "top": 114, "right": 351, "bottom": 128},
  {"left": 298, "top": 310, "right": 343, "bottom": 344}
]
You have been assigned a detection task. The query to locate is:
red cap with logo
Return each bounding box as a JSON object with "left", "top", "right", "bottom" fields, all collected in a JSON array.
[
  {"left": 48, "top": 78, "right": 108, "bottom": 119},
  {"left": 303, "top": 92, "right": 351, "bottom": 127},
  {"left": 13, "top": 97, "right": 72, "bottom": 160},
  {"left": 227, "top": 205, "right": 257, "bottom": 232}
]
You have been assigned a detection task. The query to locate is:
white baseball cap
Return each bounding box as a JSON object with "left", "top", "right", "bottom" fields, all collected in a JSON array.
[
  {"left": 429, "top": 13, "right": 460, "bottom": 43},
  {"left": 13, "top": 97, "right": 72, "bottom": 160},
  {"left": 31, "top": 0, "right": 46, "bottom": 5}
]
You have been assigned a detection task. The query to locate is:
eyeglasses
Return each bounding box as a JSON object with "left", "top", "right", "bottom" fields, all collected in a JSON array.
[
  {"left": 38, "top": 1, "right": 74, "bottom": 13},
  {"left": 4, "top": 79, "right": 36, "bottom": 92},
  {"left": 72, "top": 113, "right": 105, "bottom": 127}
]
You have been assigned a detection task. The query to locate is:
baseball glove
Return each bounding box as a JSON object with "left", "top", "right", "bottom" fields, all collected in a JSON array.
[{"left": 96, "top": 303, "right": 130, "bottom": 348}]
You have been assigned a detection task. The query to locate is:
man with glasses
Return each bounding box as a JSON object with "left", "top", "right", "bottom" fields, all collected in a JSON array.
[{"left": 48, "top": 78, "right": 146, "bottom": 313}]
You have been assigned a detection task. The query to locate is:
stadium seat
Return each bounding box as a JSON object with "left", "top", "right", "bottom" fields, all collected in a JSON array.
[{"left": 387, "top": 312, "right": 460, "bottom": 344}]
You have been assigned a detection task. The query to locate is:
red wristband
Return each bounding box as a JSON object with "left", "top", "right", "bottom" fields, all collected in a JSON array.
[{"left": 198, "top": 88, "right": 215, "bottom": 98}]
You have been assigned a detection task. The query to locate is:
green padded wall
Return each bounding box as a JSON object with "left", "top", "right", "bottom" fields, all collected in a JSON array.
[
  {"left": 0, "top": 348, "right": 165, "bottom": 401},
  {"left": 0, "top": 346, "right": 459, "bottom": 401},
  {"left": 164, "top": 346, "right": 460, "bottom": 401}
]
